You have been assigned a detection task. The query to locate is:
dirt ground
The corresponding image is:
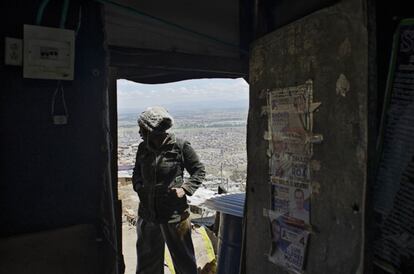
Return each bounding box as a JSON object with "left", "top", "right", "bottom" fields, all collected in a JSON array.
[
  {"left": 119, "top": 183, "right": 216, "bottom": 274},
  {"left": 122, "top": 223, "right": 137, "bottom": 274},
  {"left": 119, "top": 183, "right": 172, "bottom": 274},
  {"left": 122, "top": 222, "right": 172, "bottom": 274}
]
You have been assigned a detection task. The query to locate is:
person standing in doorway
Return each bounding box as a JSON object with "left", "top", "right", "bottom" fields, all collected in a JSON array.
[{"left": 132, "top": 106, "right": 205, "bottom": 274}]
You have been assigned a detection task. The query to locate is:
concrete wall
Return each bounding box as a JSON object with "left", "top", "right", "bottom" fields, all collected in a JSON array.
[
  {"left": 0, "top": 0, "right": 109, "bottom": 236},
  {"left": 0, "top": 225, "right": 104, "bottom": 274},
  {"left": 246, "top": 0, "right": 369, "bottom": 273}
]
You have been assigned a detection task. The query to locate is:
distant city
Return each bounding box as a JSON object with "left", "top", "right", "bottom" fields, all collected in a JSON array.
[{"left": 118, "top": 107, "right": 248, "bottom": 192}]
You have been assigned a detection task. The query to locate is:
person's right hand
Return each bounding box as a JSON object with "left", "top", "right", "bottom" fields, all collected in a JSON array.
[{"left": 172, "top": 187, "right": 186, "bottom": 198}]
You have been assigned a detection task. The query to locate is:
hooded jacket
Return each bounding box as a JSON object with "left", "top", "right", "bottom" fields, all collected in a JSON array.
[
  {"left": 132, "top": 133, "right": 205, "bottom": 223},
  {"left": 138, "top": 106, "right": 174, "bottom": 134}
]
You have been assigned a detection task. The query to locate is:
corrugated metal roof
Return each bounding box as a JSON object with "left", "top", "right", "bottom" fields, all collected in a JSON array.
[{"left": 201, "top": 192, "right": 245, "bottom": 217}]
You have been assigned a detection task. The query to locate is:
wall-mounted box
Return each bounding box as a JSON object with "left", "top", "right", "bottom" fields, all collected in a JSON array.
[
  {"left": 5, "top": 37, "right": 23, "bottom": 66},
  {"left": 23, "top": 25, "right": 75, "bottom": 80}
]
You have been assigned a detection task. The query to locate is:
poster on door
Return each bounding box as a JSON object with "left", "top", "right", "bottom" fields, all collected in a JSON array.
[
  {"left": 270, "top": 154, "right": 310, "bottom": 181},
  {"left": 267, "top": 211, "right": 310, "bottom": 273},
  {"left": 267, "top": 80, "right": 320, "bottom": 158},
  {"left": 272, "top": 178, "right": 311, "bottom": 225},
  {"left": 266, "top": 80, "right": 321, "bottom": 272}
]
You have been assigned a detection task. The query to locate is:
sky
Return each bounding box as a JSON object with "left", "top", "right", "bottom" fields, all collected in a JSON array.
[{"left": 117, "top": 78, "right": 249, "bottom": 113}]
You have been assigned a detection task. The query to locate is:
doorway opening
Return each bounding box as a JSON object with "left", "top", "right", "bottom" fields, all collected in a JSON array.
[{"left": 115, "top": 78, "right": 249, "bottom": 273}]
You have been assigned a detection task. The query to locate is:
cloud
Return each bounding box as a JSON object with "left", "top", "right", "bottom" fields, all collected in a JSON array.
[{"left": 117, "top": 78, "right": 249, "bottom": 112}]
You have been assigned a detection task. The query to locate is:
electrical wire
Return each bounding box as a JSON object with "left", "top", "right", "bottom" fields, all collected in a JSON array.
[
  {"left": 35, "top": 0, "right": 70, "bottom": 29},
  {"left": 35, "top": 0, "right": 51, "bottom": 25},
  {"left": 75, "top": 5, "right": 82, "bottom": 35},
  {"left": 51, "top": 81, "right": 69, "bottom": 121},
  {"left": 59, "top": 0, "right": 70, "bottom": 28}
]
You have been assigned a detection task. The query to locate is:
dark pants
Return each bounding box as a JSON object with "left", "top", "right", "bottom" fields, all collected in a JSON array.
[{"left": 136, "top": 217, "right": 197, "bottom": 274}]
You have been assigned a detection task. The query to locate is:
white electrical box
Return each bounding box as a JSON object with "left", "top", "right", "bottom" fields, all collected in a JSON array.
[{"left": 23, "top": 25, "right": 75, "bottom": 80}]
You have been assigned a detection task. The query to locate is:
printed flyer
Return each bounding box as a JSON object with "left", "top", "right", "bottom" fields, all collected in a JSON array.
[{"left": 267, "top": 211, "right": 310, "bottom": 273}]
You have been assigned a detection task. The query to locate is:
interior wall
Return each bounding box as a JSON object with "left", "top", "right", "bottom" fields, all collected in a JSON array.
[
  {"left": 0, "top": 0, "right": 108, "bottom": 236},
  {"left": 0, "top": 224, "right": 103, "bottom": 274},
  {"left": 246, "top": 0, "right": 369, "bottom": 273}
]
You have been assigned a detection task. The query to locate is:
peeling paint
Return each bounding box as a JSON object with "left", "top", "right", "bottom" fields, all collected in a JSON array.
[
  {"left": 309, "top": 134, "right": 324, "bottom": 144},
  {"left": 304, "top": 38, "right": 313, "bottom": 50},
  {"left": 263, "top": 131, "right": 271, "bottom": 141},
  {"left": 259, "top": 89, "right": 269, "bottom": 99},
  {"left": 336, "top": 74, "right": 350, "bottom": 97},
  {"left": 266, "top": 149, "right": 272, "bottom": 157},
  {"left": 250, "top": 47, "right": 265, "bottom": 84},
  {"left": 261, "top": 106, "right": 268, "bottom": 116},
  {"left": 356, "top": 145, "right": 366, "bottom": 167},
  {"left": 287, "top": 26, "right": 297, "bottom": 55},
  {"left": 301, "top": 55, "right": 317, "bottom": 72},
  {"left": 310, "top": 102, "right": 322, "bottom": 113},
  {"left": 338, "top": 38, "right": 352, "bottom": 58},
  {"left": 311, "top": 181, "right": 321, "bottom": 194},
  {"left": 310, "top": 160, "right": 321, "bottom": 171}
]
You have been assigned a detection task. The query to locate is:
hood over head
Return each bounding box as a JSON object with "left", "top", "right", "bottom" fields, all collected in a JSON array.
[{"left": 137, "top": 106, "right": 174, "bottom": 134}]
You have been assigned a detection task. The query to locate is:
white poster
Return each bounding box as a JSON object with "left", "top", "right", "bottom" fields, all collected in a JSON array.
[
  {"left": 268, "top": 211, "right": 310, "bottom": 273},
  {"left": 266, "top": 80, "right": 321, "bottom": 271},
  {"left": 272, "top": 178, "right": 310, "bottom": 225}
]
